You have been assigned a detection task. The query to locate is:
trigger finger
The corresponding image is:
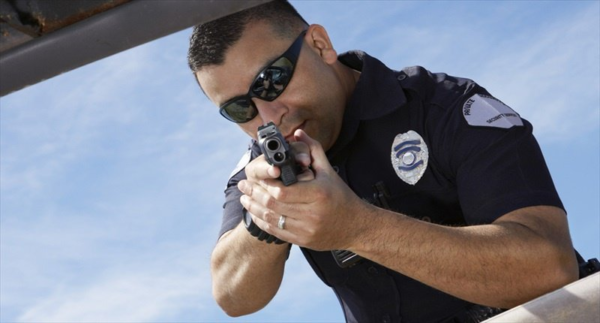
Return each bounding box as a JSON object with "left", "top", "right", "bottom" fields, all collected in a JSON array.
[
  {"left": 297, "top": 168, "right": 315, "bottom": 182},
  {"left": 290, "top": 141, "right": 311, "bottom": 167}
]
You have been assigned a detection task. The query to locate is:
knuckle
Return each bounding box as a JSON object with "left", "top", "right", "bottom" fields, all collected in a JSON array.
[
  {"left": 261, "top": 216, "right": 275, "bottom": 232},
  {"left": 259, "top": 220, "right": 270, "bottom": 232},
  {"left": 271, "top": 187, "right": 287, "bottom": 201},
  {"left": 263, "top": 209, "right": 276, "bottom": 223},
  {"left": 245, "top": 204, "right": 256, "bottom": 217},
  {"left": 264, "top": 195, "right": 278, "bottom": 210},
  {"left": 245, "top": 183, "right": 254, "bottom": 196}
]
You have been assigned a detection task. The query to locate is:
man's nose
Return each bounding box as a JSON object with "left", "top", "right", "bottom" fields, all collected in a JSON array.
[{"left": 253, "top": 99, "right": 288, "bottom": 125}]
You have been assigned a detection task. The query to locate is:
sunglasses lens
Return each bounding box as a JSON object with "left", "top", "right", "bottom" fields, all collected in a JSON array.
[
  {"left": 250, "top": 57, "right": 294, "bottom": 100},
  {"left": 220, "top": 99, "right": 258, "bottom": 123},
  {"left": 217, "top": 31, "right": 305, "bottom": 124}
]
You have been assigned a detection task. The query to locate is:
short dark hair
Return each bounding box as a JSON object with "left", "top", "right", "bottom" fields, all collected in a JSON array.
[{"left": 187, "top": 0, "right": 308, "bottom": 73}]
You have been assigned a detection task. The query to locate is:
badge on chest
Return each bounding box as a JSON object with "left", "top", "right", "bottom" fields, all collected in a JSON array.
[{"left": 391, "top": 130, "right": 428, "bottom": 185}]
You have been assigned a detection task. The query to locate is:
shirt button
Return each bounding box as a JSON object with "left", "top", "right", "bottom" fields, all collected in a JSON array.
[
  {"left": 332, "top": 165, "right": 340, "bottom": 173},
  {"left": 397, "top": 74, "right": 406, "bottom": 81},
  {"left": 381, "top": 314, "right": 391, "bottom": 323},
  {"left": 368, "top": 266, "right": 379, "bottom": 275}
]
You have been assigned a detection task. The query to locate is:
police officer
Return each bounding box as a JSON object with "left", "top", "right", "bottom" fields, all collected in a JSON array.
[{"left": 187, "top": 1, "right": 579, "bottom": 322}]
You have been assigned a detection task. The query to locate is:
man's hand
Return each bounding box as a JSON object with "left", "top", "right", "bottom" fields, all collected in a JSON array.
[
  {"left": 209, "top": 136, "right": 318, "bottom": 316},
  {"left": 238, "top": 129, "right": 368, "bottom": 250}
]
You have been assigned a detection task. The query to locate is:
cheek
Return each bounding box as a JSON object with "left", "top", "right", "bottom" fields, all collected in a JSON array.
[
  {"left": 239, "top": 122, "right": 261, "bottom": 140},
  {"left": 302, "top": 69, "right": 339, "bottom": 110}
]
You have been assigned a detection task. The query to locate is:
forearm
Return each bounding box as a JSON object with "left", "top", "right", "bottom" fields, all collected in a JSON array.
[
  {"left": 350, "top": 204, "right": 578, "bottom": 308},
  {"left": 211, "top": 221, "right": 290, "bottom": 316}
]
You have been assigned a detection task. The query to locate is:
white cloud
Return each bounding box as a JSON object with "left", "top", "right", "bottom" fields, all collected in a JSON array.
[
  {"left": 0, "top": 45, "right": 151, "bottom": 198},
  {"left": 200, "top": 247, "right": 343, "bottom": 323},
  {"left": 1, "top": 32, "right": 222, "bottom": 322},
  {"left": 474, "top": 6, "right": 600, "bottom": 142},
  {"left": 16, "top": 244, "right": 210, "bottom": 323},
  {"left": 316, "top": 1, "right": 600, "bottom": 143}
]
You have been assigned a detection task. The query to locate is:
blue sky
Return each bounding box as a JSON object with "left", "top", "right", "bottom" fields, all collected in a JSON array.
[{"left": 1, "top": 1, "right": 598, "bottom": 322}]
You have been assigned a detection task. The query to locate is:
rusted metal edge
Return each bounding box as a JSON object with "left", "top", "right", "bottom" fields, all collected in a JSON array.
[{"left": 0, "top": 0, "right": 273, "bottom": 97}]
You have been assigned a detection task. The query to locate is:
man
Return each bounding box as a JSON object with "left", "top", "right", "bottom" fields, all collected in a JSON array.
[{"left": 187, "top": 1, "right": 579, "bottom": 322}]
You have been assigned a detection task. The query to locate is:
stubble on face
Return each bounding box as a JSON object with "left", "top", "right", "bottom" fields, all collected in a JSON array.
[{"left": 197, "top": 22, "right": 353, "bottom": 151}]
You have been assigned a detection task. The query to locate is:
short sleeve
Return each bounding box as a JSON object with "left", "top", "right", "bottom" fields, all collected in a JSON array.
[
  {"left": 218, "top": 141, "right": 262, "bottom": 238},
  {"left": 434, "top": 91, "right": 564, "bottom": 224}
]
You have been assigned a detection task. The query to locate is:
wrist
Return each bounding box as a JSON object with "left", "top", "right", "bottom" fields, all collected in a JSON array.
[
  {"left": 346, "top": 201, "right": 391, "bottom": 253},
  {"left": 243, "top": 209, "right": 286, "bottom": 244}
]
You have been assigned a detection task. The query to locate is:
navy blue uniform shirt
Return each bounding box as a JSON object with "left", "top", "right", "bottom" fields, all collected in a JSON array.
[{"left": 219, "top": 51, "right": 564, "bottom": 323}]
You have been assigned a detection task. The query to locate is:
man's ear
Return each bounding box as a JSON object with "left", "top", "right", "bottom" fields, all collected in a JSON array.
[{"left": 306, "top": 24, "right": 338, "bottom": 64}]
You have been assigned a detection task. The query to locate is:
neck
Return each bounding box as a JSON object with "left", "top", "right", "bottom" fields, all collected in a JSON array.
[{"left": 337, "top": 62, "right": 361, "bottom": 102}]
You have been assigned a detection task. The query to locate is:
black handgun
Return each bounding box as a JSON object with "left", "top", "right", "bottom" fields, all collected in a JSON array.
[
  {"left": 257, "top": 122, "right": 362, "bottom": 268},
  {"left": 243, "top": 122, "right": 298, "bottom": 244},
  {"left": 257, "top": 122, "right": 299, "bottom": 186}
]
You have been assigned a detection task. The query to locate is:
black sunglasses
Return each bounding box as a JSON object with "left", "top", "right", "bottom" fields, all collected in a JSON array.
[{"left": 219, "top": 30, "right": 307, "bottom": 123}]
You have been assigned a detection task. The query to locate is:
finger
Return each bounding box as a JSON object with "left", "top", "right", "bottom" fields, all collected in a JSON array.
[
  {"left": 239, "top": 179, "right": 284, "bottom": 213},
  {"left": 296, "top": 168, "right": 315, "bottom": 182},
  {"left": 245, "top": 155, "right": 280, "bottom": 181},
  {"left": 290, "top": 141, "right": 311, "bottom": 168},
  {"left": 247, "top": 174, "right": 313, "bottom": 205},
  {"left": 290, "top": 140, "right": 310, "bottom": 155},
  {"left": 239, "top": 179, "right": 310, "bottom": 223},
  {"left": 294, "top": 129, "right": 332, "bottom": 174},
  {"left": 249, "top": 210, "right": 297, "bottom": 243},
  {"left": 240, "top": 186, "right": 309, "bottom": 230},
  {"left": 243, "top": 197, "right": 297, "bottom": 238},
  {"left": 240, "top": 194, "right": 280, "bottom": 227}
]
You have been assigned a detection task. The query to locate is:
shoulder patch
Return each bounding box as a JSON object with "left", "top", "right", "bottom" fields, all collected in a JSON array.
[
  {"left": 462, "top": 94, "right": 523, "bottom": 129},
  {"left": 228, "top": 149, "right": 252, "bottom": 180}
]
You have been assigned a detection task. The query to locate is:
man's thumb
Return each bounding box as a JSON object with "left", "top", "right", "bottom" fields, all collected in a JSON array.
[{"left": 294, "top": 129, "right": 330, "bottom": 173}]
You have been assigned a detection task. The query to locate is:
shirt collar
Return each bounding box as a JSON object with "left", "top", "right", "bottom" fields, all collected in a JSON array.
[
  {"left": 327, "top": 51, "right": 406, "bottom": 158},
  {"left": 339, "top": 50, "right": 407, "bottom": 120}
]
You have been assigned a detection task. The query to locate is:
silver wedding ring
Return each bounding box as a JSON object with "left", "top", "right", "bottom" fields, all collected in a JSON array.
[{"left": 278, "top": 215, "right": 287, "bottom": 230}]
